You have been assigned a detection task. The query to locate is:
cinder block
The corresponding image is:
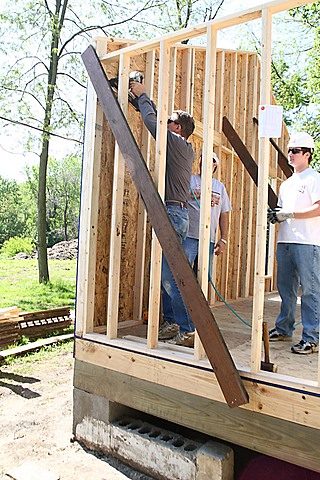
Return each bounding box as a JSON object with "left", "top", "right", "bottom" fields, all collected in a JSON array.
[
  {"left": 110, "top": 418, "right": 199, "bottom": 479},
  {"left": 73, "top": 401, "right": 234, "bottom": 480},
  {"left": 72, "top": 388, "right": 131, "bottom": 448},
  {"left": 196, "top": 440, "right": 234, "bottom": 480},
  {"left": 109, "top": 417, "right": 234, "bottom": 480}
]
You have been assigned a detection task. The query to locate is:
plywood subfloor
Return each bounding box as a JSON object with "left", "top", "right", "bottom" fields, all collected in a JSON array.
[
  {"left": 212, "top": 292, "right": 313, "bottom": 381},
  {"left": 117, "top": 292, "right": 319, "bottom": 383}
]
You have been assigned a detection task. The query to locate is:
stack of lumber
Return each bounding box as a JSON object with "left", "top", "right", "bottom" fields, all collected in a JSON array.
[
  {"left": 0, "top": 306, "right": 73, "bottom": 350},
  {"left": 0, "top": 307, "right": 21, "bottom": 348},
  {"left": 18, "top": 306, "right": 72, "bottom": 339}
]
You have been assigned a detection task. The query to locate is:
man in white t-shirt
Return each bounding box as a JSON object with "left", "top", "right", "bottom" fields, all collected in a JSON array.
[{"left": 268, "top": 132, "right": 320, "bottom": 354}]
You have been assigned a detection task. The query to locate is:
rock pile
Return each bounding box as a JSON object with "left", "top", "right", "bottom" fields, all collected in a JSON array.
[
  {"left": 13, "top": 239, "right": 78, "bottom": 261},
  {"left": 47, "top": 239, "right": 78, "bottom": 260}
]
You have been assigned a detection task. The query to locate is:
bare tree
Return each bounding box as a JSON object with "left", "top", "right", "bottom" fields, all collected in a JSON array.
[
  {"left": 0, "top": 0, "right": 164, "bottom": 283},
  {"left": 0, "top": 0, "right": 226, "bottom": 283}
]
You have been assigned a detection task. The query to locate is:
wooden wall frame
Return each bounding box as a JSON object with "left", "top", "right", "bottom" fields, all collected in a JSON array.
[{"left": 74, "top": 0, "right": 320, "bottom": 472}]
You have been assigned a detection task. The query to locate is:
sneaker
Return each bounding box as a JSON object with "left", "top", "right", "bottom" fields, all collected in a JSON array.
[
  {"left": 269, "top": 328, "right": 292, "bottom": 342},
  {"left": 166, "top": 331, "right": 195, "bottom": 347},
  {"left": 291, "top": 340, "right": 319, "bottom": 355},
  {"left": 158, "top": 321, "right": 179, "bottom": 340}
]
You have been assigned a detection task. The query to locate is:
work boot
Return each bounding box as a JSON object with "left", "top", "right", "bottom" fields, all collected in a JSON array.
[
  {"left": 268, "top": 328, "right": 292, "bottom": 342},
  {"left": 166, "top": 331, "right": 195, "bottom": 347},
  {"left": 158, "top": 321, "right": 179, "bottom": 340}
]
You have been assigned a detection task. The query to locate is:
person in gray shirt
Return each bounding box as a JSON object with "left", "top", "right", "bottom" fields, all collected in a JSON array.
[
  {"left": 185, "top": 151, "right": 231, "bottom": 278},
  {"left": 130, "top": 81, "right": 195, "bottom": 345},
  {"left": 164, "top": 151, "right": 231, "bottom": 347}
]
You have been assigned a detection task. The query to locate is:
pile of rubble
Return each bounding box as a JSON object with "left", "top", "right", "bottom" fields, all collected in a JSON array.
[
  {"left": 14, "top": 239, "right": 78, "bottom": 261},
  {"left": 47, "top": 239, "right": 78, "bottom": 260}
]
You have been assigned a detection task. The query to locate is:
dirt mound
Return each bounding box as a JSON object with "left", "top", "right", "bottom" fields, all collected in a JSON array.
[
  {"left": 47, "top": 239, "right": 78, "bottom": 260},
  {"left": 13, "top": 239, "right": 78, "bottom": 261},
  {"left": 14, "top": 252, "right": 31, "bottom": 259}
]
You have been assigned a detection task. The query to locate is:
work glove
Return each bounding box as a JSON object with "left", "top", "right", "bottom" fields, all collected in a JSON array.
[{"left": 267, "top": 208, "right": 294, "bottom": 224}]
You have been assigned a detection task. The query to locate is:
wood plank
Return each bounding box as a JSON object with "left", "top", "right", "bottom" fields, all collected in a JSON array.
[
  {"left": 0, "top": 333, "right": 20, "bottom": 349},
  {"left": 132, "top": 50, "right": 155, "bottom": 321},
  {"left": 0, "top": 333, "right": 73, "bottom": 361},
  {"left": 75, "top": 339, "right": 320, "bottom": 426},
  {"left": 251, "top": 7, "right": 272, "bottom": 374},
  {"left": 232, "top": 54, "right": 248, "bottom": 298},
  {"left": 0, "top": 306, "right": 21, "bottom": 319},
  {"left": 19, "top": 307, "right": 70, "bottom": 321},
  {"left": 228, "top": 53, "right": 241, "bottom": 298},
  {"left": 100, "top": 9, "right": 262, "bottom": 62},
  {"left": 18, "top": 321, "right": 72, "bottom": 340},
  {"left": 94, "top": 319, "right": 144, "bottom": 333},
  {"left": 81, "top": 44, "right": 249, "bottom": 408},
  {"left": 222, "top": 53, "right": 236, "bottom": 301},
  {"left": 99, "top": 1, "right": 311, "bottom": 63},
  {"left": 241, "top": 54, "right": 258, "bottom": 298},
  {"left": 168, "top": 47, "right": 177, "bottom": 113},
  {"left": 76, "top": 37, "right": 107, "bottom": 336},
  {"left": 107, "top": 53, "right": 130, "bottom": 339},
  {"left": 180, "top": 48, "right": 193, "bottom": 112},
  {"left": 0, "top": 308, "right": 72, "bottom": 349},
  {"left": 222, "top": 116, "right": 278, "bottom": 209},
  {"left": 194, "top": 25, "right": 217, "bottom": 360},
  {"left": 147, "top": 40, "right": 171, "bottom": 350},
  {"left": 208, "top": 49, "right": 225, "bottom": 305},
  {"left": 0, "top": 319, "right": 19, "bottom": 330},
  {"left": 267, "top": 0, "right": 312, "bottom": 14},
  {"left": 210, "top": 50, "right": 226, "bottom": 304}
]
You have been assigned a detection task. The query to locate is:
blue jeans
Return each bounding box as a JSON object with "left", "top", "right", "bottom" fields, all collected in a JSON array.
[
  {"left": 162, "top": 236, "right": 214, "bottom": 332},
  {"left": 161, "top": 205, "right": 194, "bottom": 333},
  {"left": 275, "top": 243, "right": 320, "bottom": 344},
  {"left": 183, "top": 237, "right": 214, "bottom": 279}
]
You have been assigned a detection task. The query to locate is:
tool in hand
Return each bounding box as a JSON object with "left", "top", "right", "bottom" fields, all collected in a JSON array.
[{"left": 109, "top": 71, "right": 144, "bottom": 111}]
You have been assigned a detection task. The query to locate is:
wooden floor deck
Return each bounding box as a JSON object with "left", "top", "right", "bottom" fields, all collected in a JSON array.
[
  {"left": 79, "top": 292, "right": 320, "bottom": 472},
  {"left": 117, "top": 292, "right": 319, "bottom": 384},
  {"left": 213, "top": 292, "right": 318, "bottom": 383}
]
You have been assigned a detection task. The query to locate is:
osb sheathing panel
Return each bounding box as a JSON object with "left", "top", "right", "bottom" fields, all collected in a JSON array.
[
  {"left": 93, "top": 40, "right": 288, "bottom": 326},
  {"left": 94, "top": 119, "right": 114, "bottom": 326},
  {"left": 95, "top": 44, "right": 151, "bottom": 324}
]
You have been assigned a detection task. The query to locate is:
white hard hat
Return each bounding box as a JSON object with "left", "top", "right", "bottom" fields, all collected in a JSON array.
[
  {"left": 212, "top": 152, "right": 219, "bottom": 164},
  {"left": 288, "top": 132, "right": 315, "bottom": 151},
  {"left": 200, "top": 150, "right": 220, "bottom": 164}
]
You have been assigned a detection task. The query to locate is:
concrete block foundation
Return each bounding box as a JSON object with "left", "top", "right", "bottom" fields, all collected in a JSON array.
[{"left": 73, "top": 388, "right": 234, "bottom": 479}]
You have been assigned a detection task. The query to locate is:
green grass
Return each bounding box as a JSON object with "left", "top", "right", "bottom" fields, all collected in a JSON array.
[{"left": 0, "top": 258, "right": 77, "bottom": 311}]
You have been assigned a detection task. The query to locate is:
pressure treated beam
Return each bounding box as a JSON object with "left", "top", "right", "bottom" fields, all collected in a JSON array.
[
  {"left": 222, "top": 116, "right": 278, "bottom": 210},
  {"left": 82, "top": 45, "right": 249, "bottom": 408}
]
